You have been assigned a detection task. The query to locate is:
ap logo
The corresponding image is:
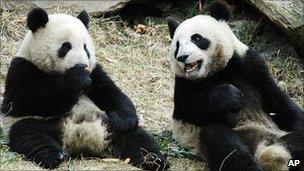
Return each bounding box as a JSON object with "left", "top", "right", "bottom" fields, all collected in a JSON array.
[{"left": 287, "top": 159, "right": 300, "bottom": 167}]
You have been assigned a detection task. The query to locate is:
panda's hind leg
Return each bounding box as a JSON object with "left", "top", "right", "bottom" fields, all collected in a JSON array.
[
  {"left": 200, "top": 124, "right": 262, "bottom": 171},
  {"left": 254, "top": 131, "right": 304, "bottom": 171},
  {"left": 111, "top": 127, "right": 169, "bottom": 170},
  {"left": 8, "top": 117, "right": 69, "bottom": 169},
  {"left": 255, "top": 141, "right": 292, "bottom": 171}
]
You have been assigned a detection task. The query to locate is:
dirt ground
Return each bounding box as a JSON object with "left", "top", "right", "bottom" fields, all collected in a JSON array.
[{"left": 0, "top": 1, "right": 303, "bottom": 171}]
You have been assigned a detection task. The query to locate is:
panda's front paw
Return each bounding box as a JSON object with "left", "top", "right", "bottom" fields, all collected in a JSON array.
[
  {"left": 134, "top": 148, "right": 169, "bottom": 171},
  {"left": 210, "top": 84, "right": 244, "bottom": 114},
  {"left": 65, "top": 64, "right": 92, "bottom": 90},
  {"left": 33, "top": 147, "right": 69, "bottom": 169}
]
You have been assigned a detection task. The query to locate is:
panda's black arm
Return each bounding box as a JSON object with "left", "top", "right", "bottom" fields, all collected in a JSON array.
[
  {"left": 87, "top": 64, "right": 139, "bottom": 133},
  {"left": 1, "top": 57, "right": 83, "bottom": 117},
  {"left": 233, "top": 49, "right": 304, "bottom": 131}
]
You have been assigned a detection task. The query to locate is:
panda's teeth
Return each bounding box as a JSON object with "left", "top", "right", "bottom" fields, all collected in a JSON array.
[
  {"left": 85, "top": 67, "right": 92, "bottom": 73},
  {"left": 185, "top": 68, "right": 195, "bottom": 72},
  {"left": 184, "top": 62, "right": 198, "bottom": 72}
]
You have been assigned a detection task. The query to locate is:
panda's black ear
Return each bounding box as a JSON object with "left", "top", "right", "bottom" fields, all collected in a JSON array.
[
  {"left": 77, "top": 10, "right": 89, "bottom": 28},
  {"left": 166, "top": 17, "right": 180, "bottom": 39},
  {"left": 209, "top": 0, "right": 231, "bottom": 21},
  {"left": 27, "top": 8, "right": 49, "bottom": 33}
]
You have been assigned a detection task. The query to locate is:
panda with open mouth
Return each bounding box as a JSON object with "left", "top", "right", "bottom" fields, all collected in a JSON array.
[
  {"left": 167, "top": 1, "right": 304, "bottom": 171},
  {"left": 0, "top": 8, "right": 168, "bottom": 170}
]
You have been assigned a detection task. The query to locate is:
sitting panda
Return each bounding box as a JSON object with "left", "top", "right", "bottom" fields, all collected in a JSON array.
[
  {"left": 0, "top": 8, "right": 168, "bottom": 170},
  {"left": 166, "top": 1, "right": 304, "bottom": 171}
]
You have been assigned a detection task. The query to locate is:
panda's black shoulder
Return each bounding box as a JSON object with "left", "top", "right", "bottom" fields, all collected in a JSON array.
[
  {"left": 2, "top": 57, "right": 41, "bottom": 115},
  {"left": 10, "top": 57, "right": 33, "bottom": 69},
  {"left": 224, "top": 48, "right": 271, "bottom": 91},
  {"left": 243, "top": 48, "right": 266, "bottom": 65},
  {"left": 227, "top": 48, "right": 267, "bottom": 72},
  {"left": 6, "top": 57, "right": 43, "bottom": 81},
  {"left": 8, "top": 57, "right": 41, "bottom": 73}
]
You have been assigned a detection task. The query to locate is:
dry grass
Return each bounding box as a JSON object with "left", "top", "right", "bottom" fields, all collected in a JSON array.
[{"left": 0, "top": 1, "right": 303, "bottom": 171}]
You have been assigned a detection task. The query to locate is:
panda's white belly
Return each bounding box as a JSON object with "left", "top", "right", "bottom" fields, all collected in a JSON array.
[
  {"left": 62, "top": 95, "right": 111, "bottom": 155},
  {"left": 172, "top": 119, "right": 201, "bottom": 154}
]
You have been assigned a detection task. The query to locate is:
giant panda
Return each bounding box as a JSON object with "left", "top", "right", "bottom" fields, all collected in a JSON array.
[
  {"left": 166, "top": 1, "right": 304, "bottom": 171},
  {"left": 0, "top": 8, "right": 168, "bottom": 170}
]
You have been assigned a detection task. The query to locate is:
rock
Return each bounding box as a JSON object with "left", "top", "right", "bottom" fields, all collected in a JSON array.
[
  {"left": 242, "top": 0, "right": 304, "bottom": 57},
  {"left": 33, "top": 1, "right": 125, "bottom": 14},
  {"left": 32, "top": 0, "right": 153, "bottom": 16}
]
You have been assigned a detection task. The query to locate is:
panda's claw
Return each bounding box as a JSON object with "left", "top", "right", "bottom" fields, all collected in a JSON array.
[{"left": 137, "top": 149, "right": 170, "bottom": 171}]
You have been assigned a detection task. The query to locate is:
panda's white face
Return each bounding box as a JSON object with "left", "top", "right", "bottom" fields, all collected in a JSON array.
[
  {"left": 169, "top": 15, "right": 248, "bottom": 80},
  {"left": 17, "top": 13, "right": 96, "bottom": 74}
]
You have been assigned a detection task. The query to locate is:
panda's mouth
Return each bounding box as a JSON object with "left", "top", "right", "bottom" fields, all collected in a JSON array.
[{"left": 184, "top": 60, "right": 203, "bottom": 72}]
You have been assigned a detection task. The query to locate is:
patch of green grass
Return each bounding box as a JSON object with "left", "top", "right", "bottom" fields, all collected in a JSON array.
[
  {"left": 0, "top": 133, "right": 20, "bottom": 168},
  {"left": 153, "top": 130, "right": 174, "bottom": 152},
  {"left": 0, "top": 146, "right": 19, "bottom": 166},
  {"left": 153, "top": 130, "right": 202, "bottom": 161}
]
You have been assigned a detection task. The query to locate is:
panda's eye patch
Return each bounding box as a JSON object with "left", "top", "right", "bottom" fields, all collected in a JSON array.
[
  {"left": 191, "top": 34, "right": 210, "bottom": 50},
  {"left": 191, "top": 34, "right": 202, "bottom": 43},
  {"left": 58, "top": 42, "right": 72, "bottom": 58},
  {"left": 84, "top": 44, "right": 90, "bottom": 59},
  {"left": 174, "top": 41, "right": 180, "bottom": 58}
]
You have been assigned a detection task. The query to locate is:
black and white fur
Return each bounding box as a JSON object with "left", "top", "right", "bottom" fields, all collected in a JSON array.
[
  {"left": 167, "top": 1, "right": 304, "bottom": 171},
  {"left": 0, "top": 8, "right": 168, "bottom": 170}
]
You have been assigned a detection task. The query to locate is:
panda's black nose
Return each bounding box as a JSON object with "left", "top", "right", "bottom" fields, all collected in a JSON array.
[
  {"left": 177, "top": 55, "right": 189, "bottom": 63},
  {"left": 75, "top": 63, "right": 88, "bottom": 69}
]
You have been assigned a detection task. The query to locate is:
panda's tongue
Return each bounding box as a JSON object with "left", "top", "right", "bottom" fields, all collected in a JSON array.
[{"left": 184, "top": 61, "right": 198, "bottom": 72}]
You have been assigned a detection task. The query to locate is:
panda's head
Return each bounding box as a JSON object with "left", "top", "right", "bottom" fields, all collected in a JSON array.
[
  {"left": 167, "top": 1, "right": 248, "bottom": 80},
  {"left": 17, "top": 8, "right": 96, "bottom": 73}
]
